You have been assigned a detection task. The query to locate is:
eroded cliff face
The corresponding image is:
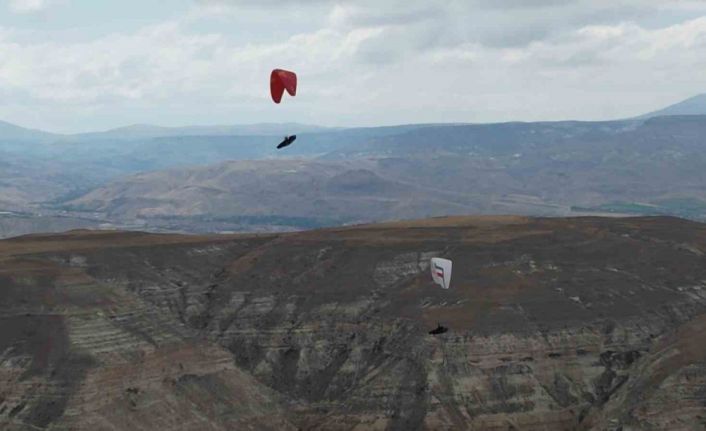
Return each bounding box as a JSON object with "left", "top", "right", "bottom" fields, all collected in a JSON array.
[
  {"left": 2, "top": 217, "right": 706, "bottom": 430},
  {"left": 0, "top": 232, "right": 294, "bottom": 430}
]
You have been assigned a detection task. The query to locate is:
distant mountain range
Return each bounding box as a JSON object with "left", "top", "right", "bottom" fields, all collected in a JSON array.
[
  {"left": 58, "top": 115, "right": 706, "bottom": 232},
  {"left": 639, "top": 93, "right": 706, "bottom": 118},
  {"left": 70, "top": 122, "right": 338, "bottom": 140},
  {"left": 0, "top": 92, "right": 703, "bottom": 142},
  {"left": 0, "top": 119, "right": 57, "bottom": 141},
  {"left": 0, "top": 121, "right": 338, "bottom": 142},
  {"left": 1, "top": 95, "right": 706, "bottom": 236}
]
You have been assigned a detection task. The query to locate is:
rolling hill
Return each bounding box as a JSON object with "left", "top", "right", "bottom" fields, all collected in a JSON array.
[
  {"left": 62, "top": 159, "right": 481, "bottom": 229},
  {"left": 59, "top": 116, "right": 706, "bottom": 232},
  {"left": 0, "top": 119, "right": 57, "bottom": 142},
  {"left": 0, "top": 95, "right": 706, "bottom": 236}
]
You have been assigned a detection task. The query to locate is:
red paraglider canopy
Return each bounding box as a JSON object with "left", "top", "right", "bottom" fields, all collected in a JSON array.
[{"left": 270, "top": 69, "right": 297, "bottom": 104}]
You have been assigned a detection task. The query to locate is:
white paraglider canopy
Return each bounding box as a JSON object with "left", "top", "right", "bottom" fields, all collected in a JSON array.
[{"left": 430, "top": 257, "right": 452, "bottom": 289}]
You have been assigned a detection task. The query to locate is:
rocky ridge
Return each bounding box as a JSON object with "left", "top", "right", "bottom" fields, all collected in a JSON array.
[{"left": 1, "top": 216, "right": 706, "bottom": 429}]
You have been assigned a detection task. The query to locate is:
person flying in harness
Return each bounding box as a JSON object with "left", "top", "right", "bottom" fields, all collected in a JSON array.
[
  {"left": 428, "top": 323, "right": 449, "bottom": 335},
  {"left": 277, "top": 135, "right": 297, "bottom": 149}
]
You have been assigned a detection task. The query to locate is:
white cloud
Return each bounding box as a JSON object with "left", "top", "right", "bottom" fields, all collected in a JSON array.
[{"left": 8, "top": 0, "right": 53, "bottom": 14}]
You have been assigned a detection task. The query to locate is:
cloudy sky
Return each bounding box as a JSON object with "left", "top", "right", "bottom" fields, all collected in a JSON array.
[{"left": 0, "top": 0, "right": 706, "bottom": 132}]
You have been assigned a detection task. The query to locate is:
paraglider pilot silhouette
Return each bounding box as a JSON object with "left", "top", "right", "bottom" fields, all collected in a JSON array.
[
  {"left": 270, "top": 68, "right": 298, "bottom": 149},
  {"left": 277, "top": 135, "right": 296, "bottom": 149}
]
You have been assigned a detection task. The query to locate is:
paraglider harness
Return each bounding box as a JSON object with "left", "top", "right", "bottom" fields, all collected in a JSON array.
[
  {"left": 428, "top": 323, "right": 448, "bottom": 335},
  {"left": 277, "top": 135, "right": 297, "bottom": 149}
]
